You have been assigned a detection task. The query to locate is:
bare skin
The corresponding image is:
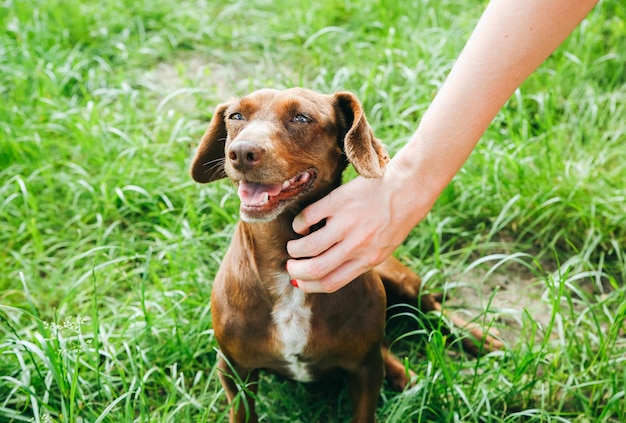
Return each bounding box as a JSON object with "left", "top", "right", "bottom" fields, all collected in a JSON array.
[{"left": 286, "top": 0, "right": 599, "bottom": 293}]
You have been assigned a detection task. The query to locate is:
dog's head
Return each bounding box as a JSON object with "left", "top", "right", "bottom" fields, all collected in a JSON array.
[{"left": 190, "top": 88, "right": 389, "bottom": 222}]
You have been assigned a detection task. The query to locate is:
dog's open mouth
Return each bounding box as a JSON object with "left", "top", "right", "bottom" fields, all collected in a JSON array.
[{"left": 237, "top": 169, "right": 316, "bottom": 219}]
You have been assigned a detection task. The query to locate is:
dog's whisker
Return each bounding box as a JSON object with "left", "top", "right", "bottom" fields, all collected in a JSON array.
[
  {"left": 202, "top": 158, "right": 226, "bottom": 178},
  {"left": 202, "top": 157, "right": 225, "bottom": 169}
]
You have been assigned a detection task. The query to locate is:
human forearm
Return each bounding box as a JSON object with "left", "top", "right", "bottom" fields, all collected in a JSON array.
[{"left": 395, "top": 0, "right": 598, "bottom": 216}]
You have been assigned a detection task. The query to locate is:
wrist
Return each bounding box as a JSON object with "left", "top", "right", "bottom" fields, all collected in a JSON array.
[
  {"left": 385, "top": 153, "right": 442, "bottom": 229},
  {"left": 393, "top": 146, "right": 445, "bottom": 202}
]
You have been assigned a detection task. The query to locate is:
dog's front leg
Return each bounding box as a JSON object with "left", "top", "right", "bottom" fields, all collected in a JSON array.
[
  {"left": 347, "top": 347, "right": 385, "bottom": 423},
  {"left": 217, "top": 357, "right": 259, "bottom": 423}
]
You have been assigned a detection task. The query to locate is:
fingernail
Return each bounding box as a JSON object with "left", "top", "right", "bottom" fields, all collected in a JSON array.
[{"left": 290, "top": 279, "right": 299, "bottom": 288}]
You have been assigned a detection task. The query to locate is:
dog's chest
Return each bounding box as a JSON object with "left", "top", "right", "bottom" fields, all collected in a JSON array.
[{"left": 271, "top": 272, "right": 313, "bottom": 382}]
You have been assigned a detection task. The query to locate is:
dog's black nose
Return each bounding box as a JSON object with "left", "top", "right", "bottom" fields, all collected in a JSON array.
[{"left": 228, "top": 141, "right": 266, "bottom": 171}]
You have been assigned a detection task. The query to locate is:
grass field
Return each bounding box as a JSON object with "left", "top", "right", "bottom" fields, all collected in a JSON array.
[{"left": 1, "top": 0, "right": 625, "bottom": 421}]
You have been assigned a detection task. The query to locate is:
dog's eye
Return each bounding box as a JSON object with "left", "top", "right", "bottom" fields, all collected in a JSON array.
[
  {"left": 228, "top": 112, "right": 244, "bottom": 121},
  {"left": 291, "top": 114, "right": 312, "bottom": 123}
]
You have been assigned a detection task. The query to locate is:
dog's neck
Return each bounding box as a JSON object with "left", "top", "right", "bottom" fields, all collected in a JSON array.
[{"left": 240, "top": 210, "right": 300, "bottom": 268}]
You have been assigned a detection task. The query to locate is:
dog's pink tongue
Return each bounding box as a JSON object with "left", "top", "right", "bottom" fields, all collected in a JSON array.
[{"left": 238, "top": 181, "right": 283, "bottom": 205}]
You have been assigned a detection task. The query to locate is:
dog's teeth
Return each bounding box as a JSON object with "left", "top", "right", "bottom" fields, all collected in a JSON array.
[
  {"left": 261, "top": 192, "right": 269, "bottom": 205},
  {"left": 282, "top": 180, "right": 291, "bottom": 189}
]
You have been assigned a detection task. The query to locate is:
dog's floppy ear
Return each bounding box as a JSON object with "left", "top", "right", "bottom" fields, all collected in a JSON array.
[
  {"left": 334, "top": 92, "right": 389, "bottom": 178},
  {"left": 190, "top": 102, "right": 231, "bottom": 183}
]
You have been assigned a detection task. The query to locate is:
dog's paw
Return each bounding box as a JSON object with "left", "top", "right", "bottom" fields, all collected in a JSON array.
[
  {"left": 384, "top": 350, "right": 417, "bottom": 391},
  {"left": 387, "top": 366, "right": 417, "bottom": 392},
  {"left": 462, "top": 323, "right": 505, "bottom": 355}
]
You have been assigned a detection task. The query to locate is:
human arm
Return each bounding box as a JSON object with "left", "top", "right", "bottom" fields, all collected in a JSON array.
[{"left": 286, "top": 0, "right": 599, "bottom": 293}]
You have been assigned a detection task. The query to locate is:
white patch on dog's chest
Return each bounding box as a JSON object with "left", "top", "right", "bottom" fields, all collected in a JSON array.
[{"left": 271, "top": 272, "right": 313, "bottom": 382}]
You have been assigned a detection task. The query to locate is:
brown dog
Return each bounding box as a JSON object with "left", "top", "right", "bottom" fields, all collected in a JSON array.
[{"left": 190, "top": 88, "right": 502, "bottom": 423}]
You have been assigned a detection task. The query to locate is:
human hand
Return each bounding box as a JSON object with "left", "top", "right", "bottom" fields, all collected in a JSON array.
[{"left": 286, "top": 160, "right": 436, "bottom": 293}]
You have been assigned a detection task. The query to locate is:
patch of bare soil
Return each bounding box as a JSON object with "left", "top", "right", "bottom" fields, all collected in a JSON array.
[
  {"left": 441, "top": 257, "right": 625, "bottom": 351},
  {"left": 440, "top": 262, "right": 555, "bottom": 347}
]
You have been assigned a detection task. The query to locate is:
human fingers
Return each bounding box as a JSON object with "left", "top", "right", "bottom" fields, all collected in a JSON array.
[
  {"left": 286, "top": 253, "right": 333, "bottom": 284},
  {"left": 291, "top": 258, "right": 371, "bottom": 294},
  {"left": 286, "top": 224, "right": 372, "bottom": 282},
  {"left": 286, "top": 239, "right": 349, "bottom": 282},
  {"left": 292, "top": 193, "right": 333, "bottom": 235},
  {"left": 287, "top": 223, "right": 341, "bottom": 259}
]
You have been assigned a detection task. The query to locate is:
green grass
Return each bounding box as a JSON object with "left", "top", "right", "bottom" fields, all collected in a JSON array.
[{"left": 1, "top": 0, "right": 625, "bottom": 421}]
